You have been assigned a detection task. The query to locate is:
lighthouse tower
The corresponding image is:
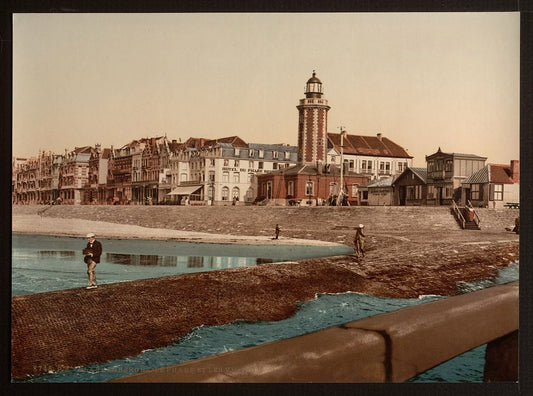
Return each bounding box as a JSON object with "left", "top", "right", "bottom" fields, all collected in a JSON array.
[{"left": 296, "top": 71, "right": 331, "bottom": 165}]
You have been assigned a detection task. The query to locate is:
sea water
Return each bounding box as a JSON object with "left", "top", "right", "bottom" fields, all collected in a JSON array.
[
  {"left": 11, "top": 234, "right": 353, "bottom": 296},
  {"left": 11, "top": 234, "right": 519, "bottom": 383}
]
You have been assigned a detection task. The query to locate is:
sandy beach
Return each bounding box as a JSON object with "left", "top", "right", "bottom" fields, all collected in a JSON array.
[{"left": 11, "top": 205, "right": 519, "bottom": 378}]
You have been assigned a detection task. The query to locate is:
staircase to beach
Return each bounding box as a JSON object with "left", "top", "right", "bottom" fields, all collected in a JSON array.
[{"left": 451, "top": 201, "right": 481, "bottom": 230}]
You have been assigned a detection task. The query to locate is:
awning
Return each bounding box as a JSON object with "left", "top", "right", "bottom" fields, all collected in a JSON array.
[{"left": 167, "top": 185, "right": 203, "bottom": 196}]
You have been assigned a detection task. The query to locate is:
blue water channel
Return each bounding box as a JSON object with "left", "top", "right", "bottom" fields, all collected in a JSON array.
[
  {"left": 11, "top": 234, "right": 519, "bottom": 383},
  {"left": 12, "top": 233, "right": 354, "bottom": 296}
]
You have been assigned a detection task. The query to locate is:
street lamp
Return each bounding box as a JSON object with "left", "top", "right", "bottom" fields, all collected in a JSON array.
[{"left": 337, "top": 126, "right": 347, "bottom": 206}]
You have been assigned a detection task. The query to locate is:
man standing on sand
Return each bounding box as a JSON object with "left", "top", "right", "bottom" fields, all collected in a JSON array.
[
  {"left": 275, "top": 224, "right": 281, "bottom": 240},
  {"left": 83, "top": 233, "right": 102, "bottom": 289},
  {"left": 354, "top": 224, "right": 365, "bottom": 258}
]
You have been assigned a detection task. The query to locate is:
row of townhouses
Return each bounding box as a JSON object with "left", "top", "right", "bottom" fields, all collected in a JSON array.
[{"left": 12, "top": 72, "right": 519, "bottom": 207}]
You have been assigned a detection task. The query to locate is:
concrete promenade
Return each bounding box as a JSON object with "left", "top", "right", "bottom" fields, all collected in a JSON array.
[{"left": 11, "top": 205, "right": 519, "bottom": 379}]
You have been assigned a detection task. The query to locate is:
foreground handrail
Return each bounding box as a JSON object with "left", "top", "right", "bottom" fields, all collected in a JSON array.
[
  {"left": 112, "top": 281, "right": 518, "bottom": 383},
  {"left": 451, "top": 201, "right": 465, "bottom": 229}
]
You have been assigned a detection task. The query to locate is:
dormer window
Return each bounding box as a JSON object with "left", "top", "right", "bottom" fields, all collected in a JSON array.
[
  {"left": 249, "top": 149, "right": 254, "bottom": 157},
  {"left": 234, "top": 148, "right": 240, "bottom": 156},
  {"left": 272, "top": 151, "right": 279, "bottom": 159},
  {"left": 259, "top": 150, "right": 264, "bottom": 158}
]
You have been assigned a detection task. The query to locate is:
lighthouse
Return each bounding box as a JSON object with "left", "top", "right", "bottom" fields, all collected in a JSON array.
[{"left": 296, "top": 71, "right": 331, "bottom": 165}]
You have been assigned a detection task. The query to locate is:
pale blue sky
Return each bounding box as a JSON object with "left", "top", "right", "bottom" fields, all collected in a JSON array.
[{"left": 13, "top": 12, "right": 519, "bottom": 166}]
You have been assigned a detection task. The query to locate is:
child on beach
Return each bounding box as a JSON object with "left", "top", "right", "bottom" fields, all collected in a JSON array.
[{"left": 354, "top": 224, "right": 365, "bottom": 258}]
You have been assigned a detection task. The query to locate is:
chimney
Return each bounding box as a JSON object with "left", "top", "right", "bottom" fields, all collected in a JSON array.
[
  {"left": 510, "top": 160, "right": 520, "bottom": 183},
  {"left": 377, "top": 133, "right": 382, "bottom": 141}
]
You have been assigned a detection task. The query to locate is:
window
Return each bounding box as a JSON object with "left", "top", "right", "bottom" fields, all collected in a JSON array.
[
  {"left": 249, "top": 161, "right": 254, "bottom": 168},
  {"left": 221, "top": 187, "right": 229, "bottom": 201},
  {"left": 208, "top": 186, "right": 214, "bottom": 200},
  {"left": 415, "top": 185, "right": 422, "bottom": 200},
  {"left": 428, "top": 161, "right": 434, "bottom": 172},
  {"left": 233, "top": 172, "right": 240, "bottom": 183},
  {"left": 234, "top": 148, "right": 240, "bottom": 156},
  {"left": 445, "top": 186, "right": 453, "bottom": 198},
  {"left": 285, "top": 151, "right": 291, "bottom": 160},
  {"left": 407, "top": 186, "right": 414, "bottom": 200},
  {"left": 180, "top": 173, "right": 187, "bottom": 182},
  {"left": 249, "top": 149, "right": 254, "bottom": 157},
  {"left": 209, "top": 172, "right": 215, "bottom": 182},
  {"left": 491, "top": 184, "right": 503, "bottom": 201},
  {"left": 306, "top": 181, "right": 314, "bottom": 196},
  {"left": 232, "top": 187, "right": 240, "bottom": 199},
  {"left": 329, "top": 182, "right": 336, "bottom": 194},
  {"left": 234, "top": 160, "right": 239, "bottom": 167},
  {"left": 445, "top": 160, "right": 453, "bottom": 172},
  {"left": 471, "top": 184, "right": 480, "bottom": 200},
  {"left": 273, "top": 163, "right": 278, "bottom": 170},
  {"left": 427, "top": 185, "right": 435, "bottom": 199},
  {"left": 361, "top": 160, "right": 367, "bottom": 172},
  {"left": 222, "top": 172, "right": 229, "bottom": 182},
  {"left": 258, "top": 162, "right": 264, "bottom": 169},
  {"left": 398, "top": 162, "right": 404, "bottom": 172},
  {"left": 223, "top": 159, "right": 229, "bottom": 166},
  {"left": 259, "top": 150, "right": 264, "bottom": 158},
  {"left": 352, "top": 184, "right": 359, "bottom": 197},
  {"left": 248, "top": 173, "right": 254, "bottom": 183},
  {"left": 287, "top": 181, "right": 294, "bottom": 196},
  {"left": 209, "top": 159, "right": 215, "bottom": 167},
  {"left": 273, "top": 151, "right": 278, "bottom": 159}
]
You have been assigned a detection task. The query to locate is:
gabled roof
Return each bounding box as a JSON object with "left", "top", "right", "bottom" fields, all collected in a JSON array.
[
  {"left": 462, "top": 164, "right": 515, "bottom": 185},
  {"left": 489, "top": 164, "right": 515, "bottom": 184},
  {"left": 328, "top": 133, "right": 412, "bottom": 159},
  {"left": 73, "top": 146, "right": 92, "bottom": 154},
  {"left": 391, "top": 166, "right": 427, "bottom": 186},
  {"left": 205, "top": 136, "right": 248, "bottom": 148},
  {"left": 409, "top": 167, "right": 428, "bottom": 183},
  {"left": 426, "top": 147, "right": 487, "bottom": 161}
]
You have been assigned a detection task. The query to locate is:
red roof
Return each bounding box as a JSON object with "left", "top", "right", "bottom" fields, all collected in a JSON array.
[
  {"left": 489, "top": 164, "right": 515, "bottom": 184},
  {"left": 327, "top": 133, "right": 412, "bottom": 158}
]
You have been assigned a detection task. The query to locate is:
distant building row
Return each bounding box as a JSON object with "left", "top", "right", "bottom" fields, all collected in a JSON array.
[
  {"left": 12, "top": 72, "right": 518, "bottom": 207},
  {"left": 12, "top": 131, "right": 413, "bottom": 206},
  {"left": 358, "top": 148, "right": 519, "bottom": 208}
]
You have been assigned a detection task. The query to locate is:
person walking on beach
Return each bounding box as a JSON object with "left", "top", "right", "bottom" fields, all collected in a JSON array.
[
  {"left": 513, "top": 216, "right": 520, "bottom": 234},
  {"left": 354, "top": 224, "right": 365, "bottom": 258},
  {"left": 83, "top": 232, "right": 102, "bottom": 289}
]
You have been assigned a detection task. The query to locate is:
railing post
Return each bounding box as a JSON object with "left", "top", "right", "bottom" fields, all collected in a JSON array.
[{"left": 483, "top": 330, "right": 518, "bottom": 382}]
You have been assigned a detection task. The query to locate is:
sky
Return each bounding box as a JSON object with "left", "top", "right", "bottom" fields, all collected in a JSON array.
[{"left": 13, "top": 12, "right": 519, "bottom": 167}]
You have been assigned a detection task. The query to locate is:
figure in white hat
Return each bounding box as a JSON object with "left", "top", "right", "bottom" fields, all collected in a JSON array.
[
  {"left": 83, "top": 232, "right": 103, "bottom": 289},
  {"left": 353, "top": 224, "right": 366, "bottom": 258}
]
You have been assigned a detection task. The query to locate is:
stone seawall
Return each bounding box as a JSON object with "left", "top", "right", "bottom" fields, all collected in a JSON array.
[{"left": 11, "top": 205, "right": 519, "bottom": 379}]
